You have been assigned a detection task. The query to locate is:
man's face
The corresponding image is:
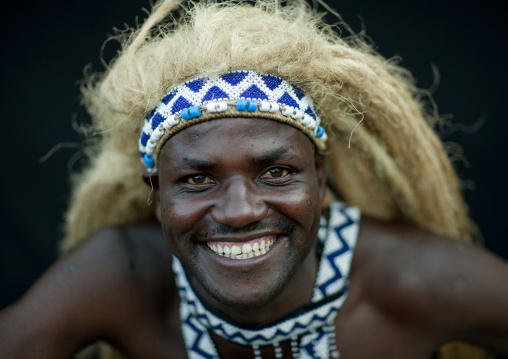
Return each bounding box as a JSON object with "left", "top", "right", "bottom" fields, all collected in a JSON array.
[{"left": 157, "top": 118, "right": 326, "bottom": 310}]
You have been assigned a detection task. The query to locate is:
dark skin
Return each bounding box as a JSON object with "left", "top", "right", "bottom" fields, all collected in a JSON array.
[{"left": 1, "top": 118, "right": 508, "bottom": 359}]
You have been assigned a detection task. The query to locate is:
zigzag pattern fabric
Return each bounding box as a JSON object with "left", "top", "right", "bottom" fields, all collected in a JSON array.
[
  {"left": 172, "top": 201, "right": 360, "bottom": 359},
  {"left": 139, "top": 71, "right": 326, "bottom": 171},
  {"left": 313, "top": 202, "right": 360, "bottom": 302}
]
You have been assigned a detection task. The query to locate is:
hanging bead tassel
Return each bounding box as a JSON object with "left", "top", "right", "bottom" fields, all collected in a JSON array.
[
  {"left": 274, "top": 342, "right": 283, "bottom": 359},
  {"left": 290, "top": 336, "right": 300, "bottom": 358},
  {"left": 327, "top": 322, "right": 340, "bottom": 358},
  {"left": 252, "top": 344, "right": 262, "bottom": 359}
]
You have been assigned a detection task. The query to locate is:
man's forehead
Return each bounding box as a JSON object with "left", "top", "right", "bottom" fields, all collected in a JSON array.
[{"left": 160, "top": 118, "right": 315, "bottom": 165}]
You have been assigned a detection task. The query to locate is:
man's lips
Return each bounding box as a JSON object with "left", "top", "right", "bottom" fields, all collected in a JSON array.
[{"left": 206, "top": 235, "right": 278, "bottom": 259}]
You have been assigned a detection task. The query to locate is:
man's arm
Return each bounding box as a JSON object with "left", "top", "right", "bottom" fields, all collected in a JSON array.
[
  {"left": 356, "top": 217, "right": 508, "bottom": 355},
  {"left": 0, "top": 225, "right": 166, "bottom": 359},
  {"left": 420, "top": 233, "right": 508, "bottom": 352}
]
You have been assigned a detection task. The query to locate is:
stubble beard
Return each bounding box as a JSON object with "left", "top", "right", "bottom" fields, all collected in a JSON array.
[{"left": 185, "top": 233, "right": 315, "bottom": 312}]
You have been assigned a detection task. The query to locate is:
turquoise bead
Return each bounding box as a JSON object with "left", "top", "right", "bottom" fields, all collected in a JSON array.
[
  {"left": 143, "top": 154, "right": 155, "bottom": 168},
  {"left": 236, "top": 99, "right": 247, "bottom": 111}
]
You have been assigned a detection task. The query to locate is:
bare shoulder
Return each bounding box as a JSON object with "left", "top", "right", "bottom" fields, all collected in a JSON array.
[
  {"left": 0, "top": 222, "right": 175, "bottom": 359},
  {"left": 349, "top": 217, "right": 508, "bottom": 352},
  {"left": 44, "top": 222, "right": 174, "bottom": 310}
]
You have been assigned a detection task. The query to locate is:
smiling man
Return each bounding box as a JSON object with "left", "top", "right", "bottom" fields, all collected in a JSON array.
[
  {"left": 1, "top": 0, "right": 508, "bottom": 358},
  {"left": 158, "top": 117, "right": 325, "bottom": 313}
]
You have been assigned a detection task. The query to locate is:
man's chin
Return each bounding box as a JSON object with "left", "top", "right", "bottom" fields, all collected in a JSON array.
[
  {"left": 203, "top": 280, "right": 285, "bottom": 313},
  {"left": 188, "top": 256, "right": 297, "bottom": 321}
]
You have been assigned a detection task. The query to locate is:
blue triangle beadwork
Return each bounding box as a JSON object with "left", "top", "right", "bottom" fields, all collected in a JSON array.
[{"left": 139, "top": 71, "right": 327, "bottom": 171}]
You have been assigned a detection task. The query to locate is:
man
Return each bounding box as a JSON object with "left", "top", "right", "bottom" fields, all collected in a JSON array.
[{"left": 1, "top": 0, "right": 507, "bottom": 358}]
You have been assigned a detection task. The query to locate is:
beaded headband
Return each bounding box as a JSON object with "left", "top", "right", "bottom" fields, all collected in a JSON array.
[{"left": 139, "top": 71, "right": 327, "bottom": 171}]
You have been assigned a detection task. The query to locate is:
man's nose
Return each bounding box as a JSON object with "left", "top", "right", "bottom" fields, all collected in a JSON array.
[{"left": 210, "top": 178, "right": 268, "bottom": 228}]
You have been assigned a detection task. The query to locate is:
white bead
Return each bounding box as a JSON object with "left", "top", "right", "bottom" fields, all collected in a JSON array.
[
  {"left": 307, "top": 119, "right": 317, "bottom": 130},
  {"left": 282, "top": 106, "right": 293, "bottom": 116},
  {"left": 151, "top": 126, "right": 165, "bottom": 140},
  {"left": 216, "top": 102, "right": 228, "bottom": 112},
  {"left": 206, "top": 102, "right": 217, "bottom": 113},
  {"left": 162, "top": 115, "right": 178, "bottom": 129},
  {"left": 292, "top": 109, "right": 303, "bottom": 121},
  {"left": 301, "top": 114, "right": 312, "bottom": 126},
  {"left": 259, "top": 101, "right": 270, "bottom": 112},
  {"left": 269, "top": 103, "right": 279, "bottom": 113},
  {"left": 320, "top": 132, "right": 328, "bottom": 142},
  {"left": 146, "top": 142, "right": 156, "bottom": 155}
]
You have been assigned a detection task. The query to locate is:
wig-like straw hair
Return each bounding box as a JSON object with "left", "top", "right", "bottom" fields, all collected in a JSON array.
[{"left": 64, "top": 0, "right": 485, "bottom": 358}]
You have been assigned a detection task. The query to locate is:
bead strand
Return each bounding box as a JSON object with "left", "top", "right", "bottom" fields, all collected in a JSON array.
[
  {"left": 274, "top": 342, "right": 283, "bottom": 359},
  {"left": 290, "top": 336, "right": 300, "bottom": 358},
  {"left": 253, "top": 344, "right": 262, "bottom": 359},
  {"left": 327, "top": 322, "right": 340, "bottom": 358}
]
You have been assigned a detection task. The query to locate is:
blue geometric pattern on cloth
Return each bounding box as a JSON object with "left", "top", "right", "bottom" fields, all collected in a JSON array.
[
  {"left": 140, "top": 132, "right": 150, "bottom": 147},
  {"left": 292, "top": 84, "right": 305, "bottom": 100},
  {"left": 151, "top": 113, "right": 166, "bottom": 130},
  {"left": 139, "top": 71, "right": 323, "bottom": 163},
  {"left": 202, "top": 86, "right": 230, "bottom": 102},
  {"left": 184, "top": 316, "right": 216, "bottom": 359},
  {"left": 221, "top": 71, "right": 248, "bottom": 85},
  {"left": 262, "top": 74, "right": 283, "bottom": 90},
  {"left": 299, "top": 329, "right": 327, "bottom": 359},
  {"left": 278, "top": 92, "right": 300, "bottom": 109},
  {"left": 305, "top": 107, "right": 317, "bottom": 120},
  {"left": 172, "top": 96, "right": 193, "bottom": 114},
  {"left": 173, "top": 201, "right": 360, "bottom": 359},
  {"left": 186, "top": 78, "right": 206, "bottom": 92},
  {"left": 162, "top": 91, "right": 177, "bottom": 105},
  {"left": 313, "top": 202, "right": 360, "bottom": 302},
  {"left": 240, "top": 85, "right": 269, "bottom": 100}
]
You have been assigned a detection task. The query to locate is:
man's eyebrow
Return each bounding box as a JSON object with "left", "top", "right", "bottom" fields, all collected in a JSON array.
[
  {"left": 253, "top": 147, "right": 298, "bottom": 165},
  {"left": 172, "top": 158, "right": 215, "bottom": 171}
]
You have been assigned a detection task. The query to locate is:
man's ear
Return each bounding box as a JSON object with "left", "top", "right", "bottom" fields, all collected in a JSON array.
[
  {"left": 143, "top": 172, "right": 162, "bottom": 222},
  {"left": 314, "top": 153, "right": 327, "bottom": 203}
]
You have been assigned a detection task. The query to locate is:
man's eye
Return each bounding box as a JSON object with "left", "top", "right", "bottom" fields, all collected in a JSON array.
[
  {"left": 186, "top": 174, "right": 212, "bottom": 185},
  {"left": 262, "top": 167, "right": 290, "bottom": 179}
]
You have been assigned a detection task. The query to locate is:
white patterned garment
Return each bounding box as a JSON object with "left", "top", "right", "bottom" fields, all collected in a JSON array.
[{"left": 172, "top": 202, "right": 360, "bottom": 359}]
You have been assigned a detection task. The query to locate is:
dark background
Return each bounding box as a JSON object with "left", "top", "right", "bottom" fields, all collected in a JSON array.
[{"left": 1, "top": 0, "right": 507, "bottom": 310}]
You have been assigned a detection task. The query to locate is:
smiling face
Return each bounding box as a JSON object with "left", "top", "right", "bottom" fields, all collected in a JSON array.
[{"left": 156, "top": 118, "right": 326, "bottom": 313}]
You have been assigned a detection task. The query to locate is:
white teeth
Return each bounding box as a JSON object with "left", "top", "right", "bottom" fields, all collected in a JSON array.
[
  {"left": 242, "top": 243, "right": 252, "bottom": 254},
  {"left": 207, "top": 237, "right": 278, "bottom": 259},
  {"left": 231, "top": 245, "right": 241, "bottom": 256}
]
